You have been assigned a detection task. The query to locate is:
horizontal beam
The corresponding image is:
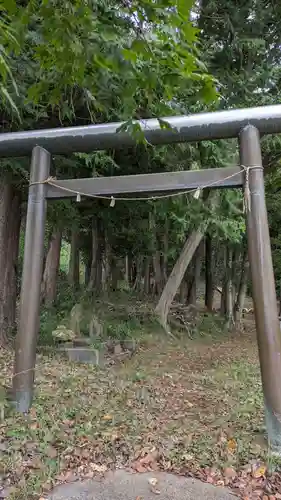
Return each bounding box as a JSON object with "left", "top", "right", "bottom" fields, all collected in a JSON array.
[
  {"left": 45, "top": 166, "right": 244, "bottom": 199},
  {"left": 1, "top": 105, "right": 281, "bottom": 157}
]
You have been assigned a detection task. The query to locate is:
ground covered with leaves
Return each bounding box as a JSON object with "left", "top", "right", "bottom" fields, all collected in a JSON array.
[{"left": 1, "top": 319, "right": 281, "bottom": 499}]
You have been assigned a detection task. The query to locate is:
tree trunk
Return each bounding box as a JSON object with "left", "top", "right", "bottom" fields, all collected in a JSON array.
[
  {"left": 41, "top": 228, "right": 62, "bottom": 307},
  {"left": 220, "top": 246, "right": 227, "bottom": 316},
  {"left": 84, "top": 253, "right": 92, "bottom": 286},
  {"left": 4, "top": 190, "right": 21, "bottom": 335},
  {"left": 102, "top": 232, "right": 111, "bottom": 292},
  {"left": 205, "top": 234, "right": 214, "bottom": 310},
  {"left": 151, "top": 211, "right": 165, "bottom": 295},
  {"left": 220, "top": 283, "right": 226, "bottom": 316},
  {"left": 133, "top": 255, "right": 143, "bottom": 292},
  {"left": 95, "top": 254, "right": 103, "bottom": 293},
  {"left": 87, "top": 218, "right": 103, "bottom": 293},
  {"left": 144, "top": 256, "right": 151, "bottom": 294},
  {"left": 163, "top": 219, "right": 169, "bottom": 281},
  {"left": 0, "top": 180, "right": 12, "bottom": 345},
  {"left": 179, "top": 277, "right": 188, "bottom": 303},
  {"left": 111, "top": 255, "right": 119, "bottom": 291},
  {"left": 68, "top": 229, "right": 80, "bottom": 289},
  {"left": 0, "top": 181, "right": 21, "bottom": 344},
  {"left": 155, "top": 226, "right": 206, "bottom": 333},
  {"left": 125, "top": 254, "right": 133, "bottom": 288},
  {"left": 125, "top": 255, "right": 129, "bottom": 285},
  {"left": 231, "top": 247, "right": 241, "bottom": 309},
  {"left": 187, "top": 240, "right": 203, "bottom": 305},
  {"left": 88, "top": 220, "right": 98, "bottom": 291},
  {"left": 225, "top": 245, "right": 235, "bottom": 330},
  {"left": 153, "top": 249, "right": 165, "bottom": 295},
  {"left": 234, "top": 251, "right": 249, "bottom": 328},
  {"left": 96, "top": 220, "right": 104, "bottom": 293}
]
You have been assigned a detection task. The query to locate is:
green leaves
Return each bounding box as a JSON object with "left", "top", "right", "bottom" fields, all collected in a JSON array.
[
  {"left": 0, "top": 6, "right": 20, "bottom": 115},
  {"left": 177, "top": 0, "right": 193, "bottom": 20},
  {"left": 0, "top": 0, "right": 219, "bottom": 275},
  {"left": 1, "top": 0, "right": 217, "bottom": 124},
  {"left": 0, "top": 84, "right": 19, "bottom": 117},
  {"left": 0, "top": 0, "right": 17, "bottom": 15}
]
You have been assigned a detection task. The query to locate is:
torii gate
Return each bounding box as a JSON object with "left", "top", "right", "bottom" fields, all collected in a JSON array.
[{"left": 1, "top": 104, "right": 281, "bottom": 453}]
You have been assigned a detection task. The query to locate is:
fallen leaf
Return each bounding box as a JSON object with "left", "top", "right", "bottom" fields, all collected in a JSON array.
[
  {"left": 25, "top": 441, "right": 38, "bottom": 452},
  {"left": 0, "top": 442, "right": 8, "bottom": 452},
  {"left": 148, "top": 478, "right": 158, "bottom": 486},
  {"left": 29, "top": 422, "right": 39, "bottom": 430},
  {"left": 224, "top": 467, "right": 237, "bottom": 479},
  {"left": 139, "top": 450, "right": 159, "bottom": 466},
  {"left": 90, "top": 463, "right": 107, "bottom": 473},
  {"left": 62, "top": 419, "right": 75, "bottom": 427},
  {"left": 102, "top": 414, "right": 112, "bottom": 421},
  {"left": 217, "top": 430, "right": 227, "bottom": 444},
  {"left": 46, "top": 445, "right": 58, "bottom": 459},
  {"left": 216, "top": 480, "right": 225, "bottom": 486},
  {"left": 227, "top": 438, "right": 237, "bottom": 451},
  {"left": 42, "top": 480, "right": 53, "bottom": 491},
  {"left": 28, "top": 457, "right": 43, "bottom": 469},
  {"left": 30, "top": 408, "right": 37, "bottom": 417},
  {"left": 57, "top": 470, "right": 76, "bottom": 483},
  {"left": 242, "top": 464, "right": 252, "bottom": 475},
  {"left": 252, "top": 490, "right": 265, "bottom": 497},
  {"left": 84, "top": 470, "right": 95, "bottom": 478},
  {"left": 132, "top": 462, "right": 147, "bottom": 473},
  {"left": 131, "top": 449, "right": 160, "bottom": 473},
  {"left": 151, "top": 488, "right": 160, "bottom": 495},
  {"left": 81, "top": 448, "right": 90, "bottom": 459},
  {"left": 209, "top": 467, "right": 221, "bottom": 478},
  {"left": 252, "top": 464, "right": 267, "bottom": 478},
  {"left": 111, "top": 432, "right": 120, "bottom": 442}
]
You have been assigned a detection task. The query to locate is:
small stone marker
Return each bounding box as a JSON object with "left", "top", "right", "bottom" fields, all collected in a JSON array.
[
  {"left": 114, "top": 343, "right": 123, "bottom": 355},
  {"left": 121, "top": 339, "right": 137, "bottom": 352}
]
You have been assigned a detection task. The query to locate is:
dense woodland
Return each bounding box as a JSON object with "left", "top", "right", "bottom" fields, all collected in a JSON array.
[{"left": 1, "top": 0, "right": 281, "bottom": 346}]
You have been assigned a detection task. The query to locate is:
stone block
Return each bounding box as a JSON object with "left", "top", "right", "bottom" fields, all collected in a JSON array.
[
  {"left": 114, "top": 343, "right": 123, "bottom": 355},
  {"left": 121, "top": 339, "right": 138, "bottom": 352},
  {"left": 64, "top": 347, "right": 104, "bottom": 367},
  {"left": 72, "top": 337, "right": 92, "bottom": 347}
]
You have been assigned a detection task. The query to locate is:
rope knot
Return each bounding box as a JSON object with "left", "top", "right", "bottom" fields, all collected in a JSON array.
[{"left": 240, "top": 164, "right": 263, "bottom": 213}]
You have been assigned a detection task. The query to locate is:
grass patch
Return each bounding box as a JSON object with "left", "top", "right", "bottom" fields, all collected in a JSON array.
[{"left": 0, "top": 324, "right": 276, "bottom": 499}]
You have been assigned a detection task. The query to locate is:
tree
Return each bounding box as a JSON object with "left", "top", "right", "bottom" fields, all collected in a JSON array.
[{"left": 3, "top": 0, "right": 281, "bottom": 347}]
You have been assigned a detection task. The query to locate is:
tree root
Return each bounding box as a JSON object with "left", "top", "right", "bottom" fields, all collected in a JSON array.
[{"left": 155, "top": 313, "right": 176, "bottom": 338}]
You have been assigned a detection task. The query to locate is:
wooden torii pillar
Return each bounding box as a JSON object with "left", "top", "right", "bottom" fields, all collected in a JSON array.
[{"left": 240, "top": 126, "right": 281, "bottom": 454}]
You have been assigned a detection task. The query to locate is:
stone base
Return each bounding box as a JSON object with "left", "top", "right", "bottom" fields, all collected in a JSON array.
[
  {"left": 72, "top": 337, "right": 92, "bottom": 347},
  {"left": 49, "top": 470, "right": 237, "bottom": 500},
  {"left": 120, "top": 339, "right": 138, "bottom": 352},
  {"left": 63, "top": 347, "right": 104, "bottom": 366}
]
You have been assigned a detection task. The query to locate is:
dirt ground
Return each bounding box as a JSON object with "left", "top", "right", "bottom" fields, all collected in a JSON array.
[{"left": 1, "top": 313, "right": 281, "bottom": 499}]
